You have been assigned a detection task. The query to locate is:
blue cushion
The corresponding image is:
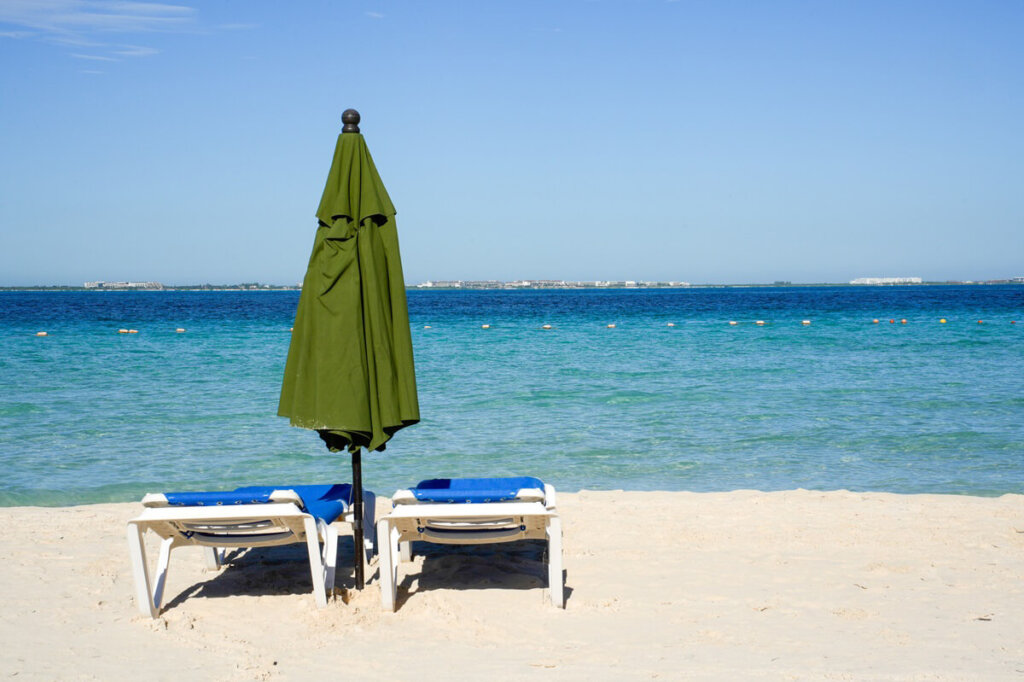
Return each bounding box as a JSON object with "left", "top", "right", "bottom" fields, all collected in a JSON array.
[
  {"left": 411, "top": 477, "right": 545, "bottom": 503},
  {"left": 163, "top": 484, "right": 354, "bottom": 523}
]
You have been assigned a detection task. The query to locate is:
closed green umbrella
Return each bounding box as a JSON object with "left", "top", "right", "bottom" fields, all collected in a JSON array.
[{"left": 279, "top": 109, "right": 419, "bottom": 589}]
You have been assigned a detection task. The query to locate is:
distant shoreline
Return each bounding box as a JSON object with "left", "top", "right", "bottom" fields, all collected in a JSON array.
[
  {"left": 0, "top": 287, "right": 302, "bottom": 292},
  {"left": 1, "top": 281, "right": 1022, "bottom": 292}
]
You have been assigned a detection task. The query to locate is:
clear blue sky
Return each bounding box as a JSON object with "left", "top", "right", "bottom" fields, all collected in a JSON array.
[{"left": 1, "top": 1, "right": 1021, "bottom": 285}]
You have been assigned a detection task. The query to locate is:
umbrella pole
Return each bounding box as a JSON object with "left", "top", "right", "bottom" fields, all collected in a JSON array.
[{"left": 351, "top": 448, "right": 365, "bottom": 590}]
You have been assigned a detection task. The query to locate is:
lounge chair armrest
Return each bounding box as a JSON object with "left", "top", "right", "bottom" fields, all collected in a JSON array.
[
  {"left": 141, "top": 493, "right": 169, "bottom": 508},
  {"left": 544, "top": 484, "right": 556, "bottom": 510},
  {"left": 515, "top": 488, "right": 545, "bottom": 503},
  {"left": 391, "top": 489, "right": 417, "bottom": 505},
  {"left": 269, "top": 490, "right": 304, "bottom": 505}
]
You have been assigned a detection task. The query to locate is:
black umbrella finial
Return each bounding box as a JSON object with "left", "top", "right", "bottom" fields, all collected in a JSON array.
[{"left": 342, "top": 109, "right": 361, "bottom": 133}]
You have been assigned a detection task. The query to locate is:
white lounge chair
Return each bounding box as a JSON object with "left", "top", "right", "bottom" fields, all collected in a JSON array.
[
  {"left": 126, "top": 484, "right": 376, "bottom": 618},
  {"left": 376, "top": 476, "right": 564, "bottom": 611}
]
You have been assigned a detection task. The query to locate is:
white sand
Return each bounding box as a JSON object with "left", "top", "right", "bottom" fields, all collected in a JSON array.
[{"left": 1, "top": 490, "right": 1022, "bottom": 681}]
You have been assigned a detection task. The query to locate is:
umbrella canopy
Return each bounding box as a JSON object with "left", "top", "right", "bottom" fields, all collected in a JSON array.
[{"left": 279, "top": 109, "right": 419, "bottom": 588}]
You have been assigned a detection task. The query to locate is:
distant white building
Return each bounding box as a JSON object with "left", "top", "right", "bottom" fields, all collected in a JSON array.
[
  {"left": 850, "top": 277, "right": 922, "bottom": 285},
  {"left": 417, "top": 280, "right": 463, "bottom": 288},
  {"left": 84, "top": 281, "right": 164, "bottom": 290}
]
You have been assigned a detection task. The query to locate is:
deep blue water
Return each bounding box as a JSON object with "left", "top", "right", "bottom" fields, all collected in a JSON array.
[{"left": 1, "top": 286, "right": 1021, "bottom": 505}]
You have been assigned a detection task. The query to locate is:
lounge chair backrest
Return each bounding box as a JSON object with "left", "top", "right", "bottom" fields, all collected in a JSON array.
[
  {"left": 143, "top": 490, "right": 304, "bottom": 508},
  {"left": 395, "top": 476, "right": 547, "bottom": 504}
]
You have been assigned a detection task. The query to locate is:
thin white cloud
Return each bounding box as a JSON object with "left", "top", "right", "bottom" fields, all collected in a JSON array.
[
  {"left": 0, "top": 1, "right": 195, "bottom": 35},
  {"left": 112, "top": 44, "right": 158, "bottom": 56},
  {"left": 0, "top": 1, "right": 193, "bottom": 64},
  {"left": 219, "top": 22, "right": 258, "bottom": 30},
  {"left": 364, "top": 11, "right": 384, "bottom": 19},
  {"left": 72, "top": 52, "right": 117, "bottom": 60},
  {"left": 80, "top": 69, "right": 104, "bottom": 74},
  {"left": 48, "top": 34, "right": 106, "bottom": 46}
]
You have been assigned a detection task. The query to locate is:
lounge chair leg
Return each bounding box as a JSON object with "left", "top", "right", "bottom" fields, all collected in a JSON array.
[
  {"left": 399, "top": 541, "right": 412, "bottom": 562},
  {"left": 377, "top": 519, "right": 399, "bottom": 612},
  {"left": 127, "top": 524, "right": 174, "bottom": 618},
  {"left": 362, "top": 490, "right": 377, "bottom": 562},
  {"left": 152, "top": 536, "right": 174, "bottom": 611},
  {"left": 201, "top": 546, "right": 222, "bottom": 571},
  {"left": 304, "top": 517, "right": 329, "bottom": 608},
  {"left": 127, "top": 523, "right": 157, "bottom": 618},
  {"left": 319, "top": 519, "right": 338, "bottom": 599},
  {"left": 547, "top": 516, "right": 564, "bottom": 608}
]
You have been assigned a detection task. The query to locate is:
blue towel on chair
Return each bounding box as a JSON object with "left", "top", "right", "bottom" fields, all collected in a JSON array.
[
  {"left": 411, "top": 477, "right": 544, "bottom": 503},
  {"left": 163, "top": 484, "right": 353, "bottom": 523}
]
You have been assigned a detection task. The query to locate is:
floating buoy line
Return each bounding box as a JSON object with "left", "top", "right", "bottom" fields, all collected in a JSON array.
[
  {"left": 404, "top": 319, "right": 1016, "bottom": 329},
  {"left": 28, "top": 319, "right": 1018, "bottom": 339}
]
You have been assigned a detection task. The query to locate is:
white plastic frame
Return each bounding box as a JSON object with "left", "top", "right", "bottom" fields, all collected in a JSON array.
[
  {"left": 126, "top": 490, "right": 376, "bottom": 618},
  {"left": 376, "top": 483, "right": 563, "bottom": 611}
]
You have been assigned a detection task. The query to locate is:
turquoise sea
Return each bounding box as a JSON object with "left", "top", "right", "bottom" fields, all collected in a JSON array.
[{"left": 1, "top": 286, "right": 1021, "bottom": 506}]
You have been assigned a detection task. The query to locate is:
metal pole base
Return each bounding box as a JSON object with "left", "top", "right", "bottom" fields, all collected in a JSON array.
[{"left": 351, "top": 448, "right": 365, "bottom": 590}]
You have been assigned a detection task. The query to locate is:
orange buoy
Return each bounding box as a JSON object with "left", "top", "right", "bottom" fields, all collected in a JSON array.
[
  {"left": 801, "top": 320, "right": 811, "bottom": 325},
  {"left": 606, "top": 324, "right": 616, "bottom": 329},
  {"left": 666, "top": 322, "right": 675, "bottom": 327},
  {"left": 889, "top": 319, "right": 895, "bottom": 324},
  {"left": 900, "top": 319, "right": 907, "bottom": 324},
  {"left": 481, "top": 324, "right": 491, "bottom": 329},
  {"left": 128, "top": 329, "right": 139, "bottom": 334},
  {"left": 176, "top": 328, "right": 186, "bottom": 333},
  {"left": 118, "top": 329, "right": 129, "bottom": 334},
  {"left": 729, "top": 321, "right": 738, "bottom": 326},
  {"left": 939, "top": 319, "right": 947, "bottom": 324},
  {"left": 872, "top": 319, "right": 879, "bottom": 324},
  {"left": 542, "top": 324, "right": 552, "bottom": 330},
  {"left": 35, "top": 331, "right": 48, "bottom": 337},
  {"left": 977, "top": 320, "right": 983, "bottom": 324},
  {"left": 755, "top": 320, "right": 765, "bottom": 326}
]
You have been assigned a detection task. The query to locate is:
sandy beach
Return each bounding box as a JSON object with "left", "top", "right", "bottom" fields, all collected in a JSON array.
[{"left": 1, "top": 490, "right": 1022, "bottom": 680}]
